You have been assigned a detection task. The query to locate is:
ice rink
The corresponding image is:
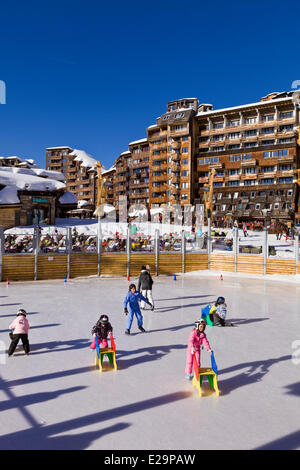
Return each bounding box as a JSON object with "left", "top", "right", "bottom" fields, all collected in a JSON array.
[{"left": 0, "top": 273, "right": 299, "bottom": 450}]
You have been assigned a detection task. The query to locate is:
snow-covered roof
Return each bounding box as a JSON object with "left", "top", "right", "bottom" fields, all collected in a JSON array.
[
  {"left": 77, "top": 199, "right": 90, "bottom": 208},
  {"left": 0, "top": 155, "right": 40, "bottom": 168},
  {"left": 129, "top": 138, "right": 148, "bottom": 146},
  {"left": 46, "top": 146, "right": 72, "bottom": 150},
  {"left": 119, "top": 151, "right": 131, "bottom": 156},
  {"left": 0, "top": 167, "right": 66, "bottom": 205},
  {"left": 102, "top": 165, "right": 116, "bottom": 175},
  {"left": 58, "top": 191, "right": 77, "bottom": 205},
  {"left": 196, "top": 96, "right": 293, "bottom": 117},
  {"left": 147, "top": 124, "right": 159, "bottom": 129},
  {"left": 69, "top": 149, "right": 100, "bottom": 170}
]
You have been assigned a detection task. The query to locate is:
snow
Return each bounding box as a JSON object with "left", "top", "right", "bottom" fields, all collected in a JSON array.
[
  {"left": 0, "top": 156, "right": 40, "bottom": 168},
  {"left": 58, "top": 191, "right": 77, "bottom": 205},
  {"left": 0, "top": 275, "right": 299, "bottom": 450},
  {"left": 196, "top": 96, "right": 292, "bottom": 117},
  {"left": 69, "top": 149, "right": 101, "bottom": 171},
  {"left": 128, "top": 138, "right": 147, "bottom": 146},
  {"left": 0, "top": 167, "right": 66, "bottom": 204}
]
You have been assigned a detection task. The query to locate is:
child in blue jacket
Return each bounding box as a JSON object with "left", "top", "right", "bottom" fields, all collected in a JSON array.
[{"left": 124, "top": 284, "right": 153, "bottom": 335}]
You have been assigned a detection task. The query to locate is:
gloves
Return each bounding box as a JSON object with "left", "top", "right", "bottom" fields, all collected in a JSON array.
[
  {"left": 148, "top": 302, "right": 154, "bottom": 310},
  {"left": 124, "top": 308, "right": 128, "bottom": 315}
]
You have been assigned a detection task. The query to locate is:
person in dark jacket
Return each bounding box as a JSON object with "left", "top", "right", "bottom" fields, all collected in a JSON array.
[
  {"left": 138, "top": 265, "right": 154, "bottom": 310},
  {"left": 90, "top": 314, "right": 113, "bottom": 349}
]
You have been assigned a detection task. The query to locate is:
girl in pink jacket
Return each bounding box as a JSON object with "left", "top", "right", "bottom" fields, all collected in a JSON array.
[
  {"left": 8, "top": 309, "right": 30, "bottom": 356},
  {"left": 185, "top": 319, "right": 212, "bottom": 379}
]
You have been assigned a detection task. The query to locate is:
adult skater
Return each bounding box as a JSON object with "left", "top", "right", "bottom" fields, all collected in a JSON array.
[
  {"left": 8, "top": 309, "right": 30, "bottom": 356},
  {"left": 124, "top": 284, "right": 153, "bottom": 335},
  {"left": 185, "top": 319, "right": 212, "bottom": 380},
  {"left": 137, "top": 265, "right": 154, "bottom": 310}
]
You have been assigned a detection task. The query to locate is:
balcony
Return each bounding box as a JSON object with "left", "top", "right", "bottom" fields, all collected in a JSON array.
[
  {"left": 152, "top": 175, "right": 167, "bottom": 182},
  {"left": 130, "top": 161, "right": 149, "bottom": 169},
  {"left": 152, "top": 153, "right": 167, "bottom": 161}
]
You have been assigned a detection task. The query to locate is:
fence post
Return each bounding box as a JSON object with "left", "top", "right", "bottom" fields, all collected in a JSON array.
[
  {"left": 207, "top": 218, "right": 211, "bottom": 270},
  {"left": 97, "top": 217, "right": 101, "bottom": 277},
  {"left": 127, "top": 225, "right": 130, "bottom": 279},
  {"left": 263, "top": 228, "right": 268, "bottom": 275},
  {"left": 181, "top": 229, "right": 185, "bottom": 274},
  {"left": 0, "top": 227, "right": 4, "bottom": 282},
  {"left": 34, "top": 226, "right": 40, "bottom": 281},
  {"left": 295, "top": 233, "right": 299, "bottom": 273},
  {"left": 155, "top": 229, "right": 159, "bottom": 276},
  {"left": 234, "top": 227, "right": 238, "bottom": 272},
  {"left": 67, "top": 228, "right": 71, "bottom": 279}
]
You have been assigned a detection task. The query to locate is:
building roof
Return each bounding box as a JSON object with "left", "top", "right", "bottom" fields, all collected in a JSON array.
[
  {"left": 46, "top": 146, "right": 72, "bottom": 150},
  {"left": 196, "top": 96, "right": 293, "bottom": 117},
  {"left": 128, "top": 138, "right": 148, "bottom": 146},
  {"left": 69, "top": 149, "right": 100, "bottom": 170}
]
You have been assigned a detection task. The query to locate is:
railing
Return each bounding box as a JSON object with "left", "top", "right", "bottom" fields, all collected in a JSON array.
[{"left": 0, "top": 225, "right": 300, "bottom": 281}]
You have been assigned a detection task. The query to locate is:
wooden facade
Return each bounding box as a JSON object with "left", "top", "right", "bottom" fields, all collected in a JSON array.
[{"left": 1, "top": 251, "right": 300, "bottom": 281}]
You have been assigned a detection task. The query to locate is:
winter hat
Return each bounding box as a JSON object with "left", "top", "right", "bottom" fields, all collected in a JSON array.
[
  {"left": 99, "top": 315, "right": 109, "bottom": 324},
  {"left": 17, "top": 309, "right": 27, "bottom": 317},
  {"left": 216, "top": 296, "right": 225, "bottom": 305},
  {"left": 195, "top": 319, "right": 206, "bottom": 328}
]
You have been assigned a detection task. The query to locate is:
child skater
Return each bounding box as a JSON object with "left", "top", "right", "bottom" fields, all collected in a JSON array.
[
  {"left": 185, "top": 319, "right": 212, "bottom": 380},
  {"left": 8, "top": 309, "right": 30, "bottom": 356},
  {"left": 210, "top": 296, "right": 234, "bottom": 326},
  {"left": 90, "top": 314, "right": 113, "bottom": 350},
  {"left": 123, "top": 283, "right": 153, "bottom": 335}
]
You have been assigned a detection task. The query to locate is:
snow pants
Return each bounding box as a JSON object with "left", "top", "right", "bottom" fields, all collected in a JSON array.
[
  {"left": 90, "top": 338, "right": 108, "bottom": 350},
  {"left": 185, "top": 348, "right": 201, "bottom": 375},
  {"left": 141, "top": 289, "right": 154, "bottom": 308},
  {"left": 8, "top": 334, "right": 30, "bottom": 356},
  {"left": 127, "top": 308, "right": 143, "bottom": 330}
]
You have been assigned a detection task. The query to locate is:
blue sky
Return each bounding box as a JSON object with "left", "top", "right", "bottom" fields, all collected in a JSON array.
[{"left": 0, "top": 0, "right": 300, "bottom": 169}]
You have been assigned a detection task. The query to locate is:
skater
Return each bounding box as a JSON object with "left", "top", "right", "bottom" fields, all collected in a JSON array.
[
  {"left": 137, "top": 265, "right": 154, "bottom": 310},
  {"left": 242, "top": 222, "right": 248, "bottom": 237},
  {"left": 123, "top": 283, "right": 153, "bottom": 335},
  {"left": 8, "top": 309, "right": 30, "bottom": 356},
  {"left": 210, "top": 296, "right": 234, "bottom": 326},
  {"left": 185, "top": 319, "right": 212, "bottom": 380},
  {"left": 90, "top": 314, "right": 113, "bottom": 350}
]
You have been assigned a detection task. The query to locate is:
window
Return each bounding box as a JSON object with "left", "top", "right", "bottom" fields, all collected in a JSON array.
[
  {"left": 287, "top": 189, "right": 293, "bottom": 196},
  {"left": 279, "top": 164, "right": 293, "bottom": 171},
  {"left": 259, "top": 191, "right": 266, "bottom": 196},
  {"left": 182, "top": 147, "right": 189, "bottom": 153},
  {"left": 233, "top": 192, "right": 239, "bottom": 198},
  {"left": 264, "top": 149, "right": 289, "bottom": 158},
  {"left": 279, "top": 124, "right": 293, "bottom": 132},
  {"left": 244, "top": 142, "right": 257, "bottom": 148},
  {"left": 213, "top": 182, "right": 223, "bottom": 187},
  {"left": 228, "top": 120, "right": 240, "bottom": 127},
  {"left": 182, "top": 182, "right": 189, "bottom": 188},
  {"left": 182, "top": 194, "right": 188, "bottom": 200},
  {"left": 244, "top": 179, "right": 256, "bottom": 186},
  {"left": 279, "top": 177, "right": 293, "bottom": 183},
  {"left": 229, "top": 132, "right": 241, "bottom": 139},
  {"left": 262, "top": 114, "right": 274, "bottom": 122},
  {"left": 227, "top": 181, "right": 240, "bottom": 186},
  {"left": 217, "top": 193, "right": 223, "bottom": 199},
  {"left": 182, "top": 136, "right": 189, "bottom": 142},
  {"left": 153, "top": 150, "right": 160, "bottom": 155},
  {"left": 260, "top": 178, "right": 274, "bottom": 184},
  {"left": 260, "top": 166, "right": 275, "bottom": 173},
  {"left": 214, "top": 122, "right": 224, "bottom": 129},
  {"left": 280, "top": 111, "right": 293, "bottom": 119},
  {"left": 221, "top": 205, "right": 226, "bottom": 211},
  {"left": 182, "top": 170, "right": 189, "bottom": 176},
  {"left": 245, "top": 129, "right": 258, "bottom": 137},
  {"left": 245, "top": 117, "right": 257, "bottom": 124},
  {"left": 212, "top": 134, "right": 225, "bottom": 141},
  {"left": 228, "top": 144, "right": 241, "bottom": 150},
  {"left": 255, "top": 204, "right": 260, "bottom": 210},
  {"left": 261, "top": 127, "right": 274, "bottom": 135},
  {"left": 214, "top": 146, "right": 225, "bottom": 152},
  {"left": 279, "top": 138, "right": 294, "bottom": 143},
  {"left": 182, "top": 159, "right": 189, "bottom": 165},
  {"left": 244, "top": 167, "right": 256, "bottom": 174},
  {"left": 198, "top": 157, "right": 219, "bottom": 165},
  {"left": 274, "top": 203, "right": 279, "bottom": 209},
  {"left": 261, "top": 140, "right": 275, "bottom": 146},
  {"left": 228, "top": 169, "right": 240, "bottom": 175},
  {"left": 229, "top": 153, "right": 252, "bottom": 162}
]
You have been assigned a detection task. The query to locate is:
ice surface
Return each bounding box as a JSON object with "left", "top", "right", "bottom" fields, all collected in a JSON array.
[{"left": 0, "top": 274, "right": 299, "bottom": 450}]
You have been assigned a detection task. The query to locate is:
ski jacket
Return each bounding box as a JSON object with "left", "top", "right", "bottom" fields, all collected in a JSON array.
[
  {"left": 124, "top": 291, "right": 149, "bottom": 311},
  {"left": 9, "top": 315, "right": 30, "bottom": 335},
  {"left": 187, "top": 329, "right": 211, "bottom": 352},
  {"left": 137, "top": 270, "right": 153, "bottom": 291},
  {"left": 91, "top": 321, "right": 113, "bottom": 340},
  {"left": 216, "top": 303, "right": 227, "bottom": 320}
]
